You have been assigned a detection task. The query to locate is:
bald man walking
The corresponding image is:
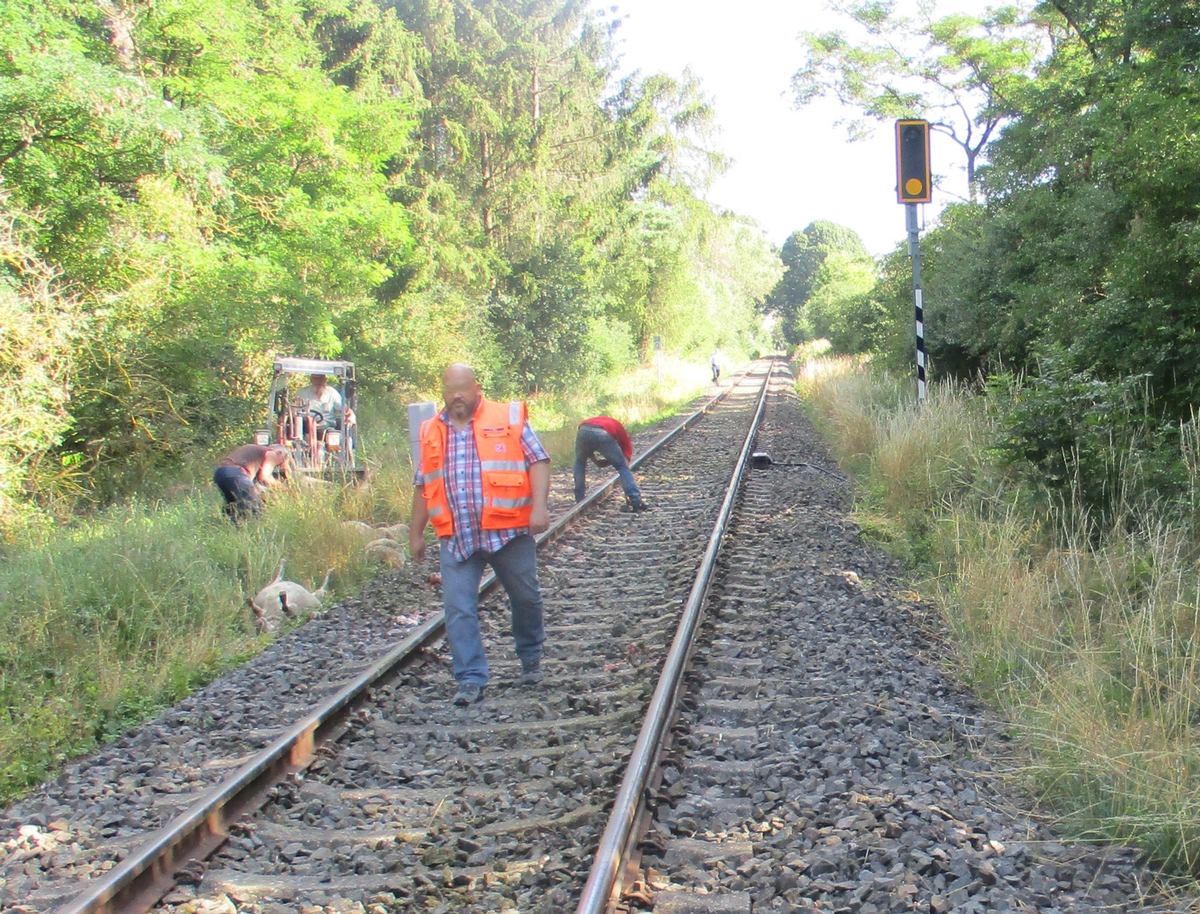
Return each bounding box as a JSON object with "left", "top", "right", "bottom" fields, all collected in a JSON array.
[{"left": 409, "top": 364, "right": 552, "bottom": 706}]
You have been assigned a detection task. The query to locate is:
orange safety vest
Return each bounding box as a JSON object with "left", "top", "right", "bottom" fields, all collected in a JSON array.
[{"left": 418, "top": 399, "right": 534, "bottom": 536}]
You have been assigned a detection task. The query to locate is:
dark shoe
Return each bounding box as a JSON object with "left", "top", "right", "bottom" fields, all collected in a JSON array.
[
  {"left": 630, "top": 500, "right": 651, "bottom": 512},
  {"left": 518, "top": 661, "right": 544, "bottom": 686},
  {"left": 453, "top": 683, "right": 485, "bottom": 706}
]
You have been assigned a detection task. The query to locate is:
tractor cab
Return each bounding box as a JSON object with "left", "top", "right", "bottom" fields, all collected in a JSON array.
[{"left": 254, "top": 357, "right": 366, "bottom": 481}]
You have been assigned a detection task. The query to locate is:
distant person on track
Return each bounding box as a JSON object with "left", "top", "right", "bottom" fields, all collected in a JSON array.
[
  {"left": 710, "top": 349, "right": 723, "bottom": 385},
  {"left": 573, "top": 416, "right": 649, "bottom": 512},
  {"left": 212, "top": 444, "right": 292, "bottom": 525},
  {"left": 408, "top": 363, "right": 552, "bottom": 707}
]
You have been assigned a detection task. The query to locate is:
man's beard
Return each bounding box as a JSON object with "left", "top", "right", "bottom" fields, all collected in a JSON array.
[{"left": 449, "top": 398, "right": 476, "bottom": 420}]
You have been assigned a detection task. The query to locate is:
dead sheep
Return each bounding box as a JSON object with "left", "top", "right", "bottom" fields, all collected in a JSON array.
[
  {"left": 248, "top": 558, "right": 332, "bottom": 633},
  {"left": 342, "top": 520, "right": 379, "bottom": 543},
  {"left": 364, "top": 538, "right": 407, "bottom": 567},
  {"left": 376, "top": 522, "right": 409, "bottom": 541}
]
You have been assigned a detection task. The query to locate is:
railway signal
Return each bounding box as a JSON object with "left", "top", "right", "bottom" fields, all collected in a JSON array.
[
  {"left": 895, "top": 119, "right": 931, "bottom": 204},
  {"left": 895, "top": 118, "right": 931, "bottom": 401}
]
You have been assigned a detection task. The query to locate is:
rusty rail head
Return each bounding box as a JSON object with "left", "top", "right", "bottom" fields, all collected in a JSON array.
[{"left": 53, "top": 616, "right": 445, "bottom": 914}]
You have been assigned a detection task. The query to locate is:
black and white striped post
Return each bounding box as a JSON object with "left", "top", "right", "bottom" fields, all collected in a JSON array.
[
  {"left": 907, "top": 204, "right": 926, "bottom": 401},
  {"left": 895, "top": 119, "right": 931, "bottom": 402}
]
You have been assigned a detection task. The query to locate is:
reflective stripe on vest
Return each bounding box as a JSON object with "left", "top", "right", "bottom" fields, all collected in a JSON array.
[{"left": 480, "top": 460, "right": 527, "bottom": 471}]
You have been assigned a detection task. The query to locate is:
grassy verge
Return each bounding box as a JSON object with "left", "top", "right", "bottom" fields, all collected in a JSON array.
[
  {"left": 798, "top": 354, "right": 1200, "bottom": 879},
  {"left": 0, "top": 356, "right": 714, "bottom": 803}
]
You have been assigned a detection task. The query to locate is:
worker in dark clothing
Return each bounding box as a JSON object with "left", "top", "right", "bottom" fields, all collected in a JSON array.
[
  {"left": 213, "top": 444, "right": 291, "bottom": 524},
  {"left": 573, "top": 416, "right": 649, "bottom": 511}
]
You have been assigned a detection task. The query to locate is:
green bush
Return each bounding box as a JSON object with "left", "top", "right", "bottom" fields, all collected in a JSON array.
[{"left": 987, "top": 357, "right": 1182, "bottom": 529}]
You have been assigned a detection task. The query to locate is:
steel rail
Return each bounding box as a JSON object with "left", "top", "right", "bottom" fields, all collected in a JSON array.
[
  {"left": 574, "top": 362, "right": 774, "bottom": 914},
  {"left": 54, "top": 380, "right": 735, "bottom": 914}
]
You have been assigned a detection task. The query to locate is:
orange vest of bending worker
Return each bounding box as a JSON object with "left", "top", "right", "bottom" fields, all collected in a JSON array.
[{"left": 418, "top": 399, "right": 534, "bottom": 537}]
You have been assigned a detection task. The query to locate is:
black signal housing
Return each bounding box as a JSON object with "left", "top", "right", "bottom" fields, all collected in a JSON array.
[{"left": 895, "top": 119, "right": 931, "bottom": 204}]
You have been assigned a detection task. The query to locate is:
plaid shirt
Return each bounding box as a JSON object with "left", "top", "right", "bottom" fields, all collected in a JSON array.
[{"left": 415, "top": 408, "right": 549, "bottom": 562}]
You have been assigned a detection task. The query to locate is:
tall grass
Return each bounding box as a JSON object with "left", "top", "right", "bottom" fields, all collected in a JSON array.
[
  {"left": 0, "top": 356, "right": 715, "bottom": 802},
  {"left": 0, "top": 484, "right": 378, "bottom": 799},
  {"left": 802, "top": 357, "right": 1200, "bottom": 879}
]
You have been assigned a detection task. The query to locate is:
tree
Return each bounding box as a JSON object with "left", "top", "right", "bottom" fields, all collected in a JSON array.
[
  {"left": 0, "top": 196, "right": 83, "bottom": 532},
  {"left": 803, "top": 252, "right": 879, "bottom": 353},
  {"left": 792, "top": 2, "right": 1041, "bottom": 200},
  {"left": 983, "top": 0, "right": 1200, "bottom": 422},
  {"left": 766, "top": 221, "right": 870, "bottom": 346}
]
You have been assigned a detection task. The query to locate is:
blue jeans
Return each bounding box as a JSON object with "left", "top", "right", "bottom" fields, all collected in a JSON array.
[
  {"left": 440, "top": 534, "right": 545, "bottom": 686},
  {"left": 213, "top": 466, "right": 261, "bottom": 524},
  {"left": 574, "top": 424, "right": 643, "bottom": 505}
]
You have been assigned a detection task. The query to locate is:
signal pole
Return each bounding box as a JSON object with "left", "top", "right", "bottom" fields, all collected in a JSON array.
[
  {"left": 906, "top": 204, "right": 925, "bottom": 402},
  {"left": 895, "top": 119, "right": 931, "bottom": 402}
]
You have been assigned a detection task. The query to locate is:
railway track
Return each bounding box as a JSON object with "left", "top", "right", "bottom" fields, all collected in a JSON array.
[
  {"left": 625, "top": 375, "right": 1187, "bottom": 914},
  {"left": 2, "top": 360, "right": 1190, "bottom": 914},
  {"left": 4, "top": 365, "right": 771, "bottom": 914}
]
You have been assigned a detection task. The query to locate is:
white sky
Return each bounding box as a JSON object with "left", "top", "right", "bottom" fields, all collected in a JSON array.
[{"left": 609, "top": 0, "right": 969, "bottom": 256}]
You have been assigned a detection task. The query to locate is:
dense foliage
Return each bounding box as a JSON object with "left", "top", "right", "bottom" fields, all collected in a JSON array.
[
  {"left": 781, "top": 0, "right": 1200, "bottom": 526},
  {"left": 0, "top": 0, "right": 779, "bottom": 527},
  {"left": 764, "top": 221, "right": 874, "bottom": 348}
]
